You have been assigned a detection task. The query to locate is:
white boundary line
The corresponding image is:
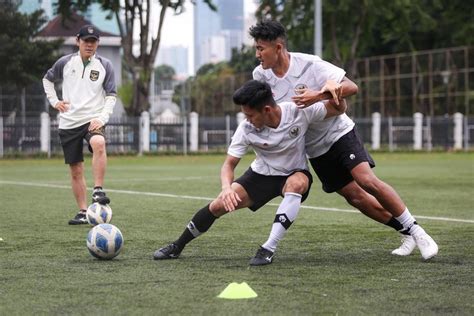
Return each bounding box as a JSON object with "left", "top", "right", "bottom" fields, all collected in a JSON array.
[{"left": 1, "top": 180, "right": 473, "bottom": 224}]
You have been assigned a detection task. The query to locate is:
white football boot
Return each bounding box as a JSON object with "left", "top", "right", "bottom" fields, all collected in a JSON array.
[
  {"left": 391, "top": 235, "right": 416, "bottom": 256},
  {"left": 412, "top": 226, "right": 439, "bottom": 260}
]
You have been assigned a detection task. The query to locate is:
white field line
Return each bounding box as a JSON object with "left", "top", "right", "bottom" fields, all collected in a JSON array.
[{"left": 1, "top": 180, "right": 473, "bottom": 224}]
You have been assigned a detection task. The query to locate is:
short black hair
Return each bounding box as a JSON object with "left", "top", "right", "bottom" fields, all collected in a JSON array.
[
  {"left": 232, "top": 80, "right": 275, "bottom": 111},
  {"left": 249, "top": 20, "right": 287, "bottom": 45}
]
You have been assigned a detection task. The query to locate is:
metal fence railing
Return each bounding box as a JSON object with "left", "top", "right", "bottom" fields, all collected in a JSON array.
[{"left": 1, "top": 114, "right": 473, "bottom": 157}]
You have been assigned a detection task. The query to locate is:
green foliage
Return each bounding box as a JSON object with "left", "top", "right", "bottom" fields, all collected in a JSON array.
[
  {"left": 117, "top": 82, "right": 133, "bottom": 110},
  {"left": 190, "top": 62, "right": 252, "bottom": 116},
  {"left": 155, "top": 64, "right": 176, "bottom": 81},
  {"left": 187, "top": 47, "right": 256, "bottom": 116},
  {"left": 228, "top": 46, "right": 260, "bottom": 74},
  {"left": 0, "top": 153, "right": 473, "bottom": 314},
  {"left": 255, "top": 0, "right": 472, "bottom": 73},
  {"left": 0, "top": 4, "right": 62, "bottom": 87}
]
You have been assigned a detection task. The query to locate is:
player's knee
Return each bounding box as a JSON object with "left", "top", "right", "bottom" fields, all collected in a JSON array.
[
  {"left": 90, "top": 136, "right": 106, "bottom": 152},
  {"left": 341, "top": 189, "right": 364, "bottom": 207},
  {"left": 284, "top": 179, "right": 308, "bottom": 195},
  {"left": 209, "top": 199, "right": 226, "bottom": 217},
  {"left": 356, "top": 175, "right": 381, "bottom": 195},
  {"left": 69, "top": 163, "right": 83, "bottom": 179}
]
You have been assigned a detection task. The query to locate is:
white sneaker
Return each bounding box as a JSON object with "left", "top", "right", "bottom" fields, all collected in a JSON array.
[
  {"left": 412, "top": 228, "right": 438, "bottom": 260},
  {"left": 391, "top": 235, "right": 416, "bottom": 256}
]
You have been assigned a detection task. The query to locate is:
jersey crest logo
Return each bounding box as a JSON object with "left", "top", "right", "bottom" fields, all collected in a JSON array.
[
  {"left": 295, "top": 83, "right": 308, "bottom": 94},
  {"left": 90, "top": 70, "right": 99, "bottom": 81},
  {"left": 289, "top": 126, "right": 300, "bottom": 138}
]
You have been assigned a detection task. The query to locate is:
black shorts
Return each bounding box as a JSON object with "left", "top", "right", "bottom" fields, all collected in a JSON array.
[
  {"left": 234, "top": 168, "right": 313, "bottom": 211},
  {"left": 309, "top": 128, "right": 375, "bottom": 193},
  {"left": 58, "top": 123, "right": 106, "bottom": 164}
]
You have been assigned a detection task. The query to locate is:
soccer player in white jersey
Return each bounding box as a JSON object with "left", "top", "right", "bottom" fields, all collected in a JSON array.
[
  {"left": 43, "top": 25, "right": 116, "bottom": 225},
  {"left": 154, "top": 80, "right": 346, "bottom": 265},
  {"left": 249, "top": 20, "right": 438, "bottom": 260}
]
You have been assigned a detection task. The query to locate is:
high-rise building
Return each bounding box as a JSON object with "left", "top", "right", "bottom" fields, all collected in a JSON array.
[
  {"left": 194, "top": 0, "right": 244, "bottom": 71},
  {"left": 156, "top": 46, "right": 189, "bottom": 77}
]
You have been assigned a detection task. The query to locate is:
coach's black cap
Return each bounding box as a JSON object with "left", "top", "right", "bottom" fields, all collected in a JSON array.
[{"left": 77, "top": 25, "right": 100, "bottom": 40}]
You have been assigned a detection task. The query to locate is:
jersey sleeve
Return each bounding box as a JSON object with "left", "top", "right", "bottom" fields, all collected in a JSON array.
[
  {"left": 100, "top": 58, "right": 117, "bottom": 96},
  {"left": 312, "top": 59, "right": 346, "bottom": 84},
  {"left": 252, "top": 67, "right": 263, "bottom": 81},
  {"left": 43, "top": 55, "right": 71, "bottom": 83},
  {"left": 227, "top": 122, "right": 250, "bottom": 158},
  {"left": 303, "top": 101, "right": 328, "bottom": 123}
]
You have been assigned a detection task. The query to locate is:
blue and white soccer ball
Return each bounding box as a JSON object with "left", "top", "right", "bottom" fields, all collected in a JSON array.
[
  {"left": 86, "top": 202, "right": 112, "bottom": 225},
  {"left": 86, "top": 224, "right": 124, "bottom": 260}
]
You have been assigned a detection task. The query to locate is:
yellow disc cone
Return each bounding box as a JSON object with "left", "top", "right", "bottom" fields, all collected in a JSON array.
[{"left": 217, "top": 282, "right": 258, "bottom": 299}]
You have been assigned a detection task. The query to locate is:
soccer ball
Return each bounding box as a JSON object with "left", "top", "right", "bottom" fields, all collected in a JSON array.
[
  {"left": 86, "top": 202, "right": 112, "bottom": 225},
  {"left": 86, "top": 224, "right": 124, "bottom": 260}
]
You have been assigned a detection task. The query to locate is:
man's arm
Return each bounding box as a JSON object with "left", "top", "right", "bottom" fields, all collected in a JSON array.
[
  {"left": 323, "top": 98, "right": 347, "bottom": 119},
  {"left": 42, "top": 78, "right": 70, "bottom": 113},
  {"left": 219, "top": 155, "right": 242, "bottom": 212},
  {"left": 293, "top": 76, "right": 358, "bottom": 107}
]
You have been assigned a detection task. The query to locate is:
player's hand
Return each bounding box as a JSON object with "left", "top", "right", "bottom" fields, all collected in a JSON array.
[
  {"left": 292, "top": 88, "right": 321, "bottom": 108},
  {"left": 54, "top": 101, "right": 70, "bottom": 113},
  {"left": 88, "top": 119, "right": 104, "bottom": 131},
  {"left": 218, "top": 187, "right": 242, "bottom": 212},
  {"left": 319, "top": 80, "right": 342, "bottom": 105}
]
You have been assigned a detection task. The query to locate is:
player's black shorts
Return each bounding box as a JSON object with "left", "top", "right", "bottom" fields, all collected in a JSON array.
[
  {"left": 58, "top": 123, "right": 106, "bottom": 164},
  {"left": 234, "top": 167, "right": 313, "bottom": 211},
  {"left": 309, "top": 128, "right": 375, "bottom": 193}
]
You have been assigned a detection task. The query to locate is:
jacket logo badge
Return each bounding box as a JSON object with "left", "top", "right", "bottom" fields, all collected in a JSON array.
[{"left": 90, "top": 70, "right": 99, "bottom": 81}]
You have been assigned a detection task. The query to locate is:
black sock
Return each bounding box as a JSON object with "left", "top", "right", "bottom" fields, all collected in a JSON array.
[
  {"left": 385, "top": 216, "right": 410, "bottom": 235},
  {"left": 174, "top": 204, "right": 217, "bottom": 249},
  {"left": 94, "top": 186, "right": 103, "bottom": 191}
]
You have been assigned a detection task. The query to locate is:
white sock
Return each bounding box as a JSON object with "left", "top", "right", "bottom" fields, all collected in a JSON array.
[
  {"left": 262, "top": 192, "right": 302, "bottom": 252},
  {"left": 395, "top": 208, "right": 422, "bottom": 235}
]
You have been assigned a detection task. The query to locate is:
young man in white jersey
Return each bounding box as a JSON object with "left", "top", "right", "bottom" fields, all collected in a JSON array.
[
  {"left": 43, "top": 25, "right": 116, "bottom": 225},
  {"left": 154, "top": 80, "right": 346, "bottom": 265},
  {"left": 249, "top": 20, "right": 438, "bottom": 260}
]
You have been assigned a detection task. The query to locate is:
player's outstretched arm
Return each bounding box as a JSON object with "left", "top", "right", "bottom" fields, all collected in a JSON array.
[{"left": 218, "top": 155, "right": 242, "bottom": 212}]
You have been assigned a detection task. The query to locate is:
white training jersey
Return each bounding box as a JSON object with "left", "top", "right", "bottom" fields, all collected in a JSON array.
[
  {"left": 253, "top": 52, "right": 355, "bottom": 158},
  {"left": 43, "top": 53, "right": 116, "bottom": 129},
  {"left": 228, "top": 101, "right": 327, "bottom": 176}
]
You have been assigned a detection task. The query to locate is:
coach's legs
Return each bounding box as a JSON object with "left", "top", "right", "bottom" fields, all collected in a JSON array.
[
  {"left": 69, "top": 162, "right": 88, "bottom": 211},
  {"left": 261, "top": 172, "right": 309, "bottom": 252},
  {"left": 89, "top": 135, "right": 107, "bottom": 188}
]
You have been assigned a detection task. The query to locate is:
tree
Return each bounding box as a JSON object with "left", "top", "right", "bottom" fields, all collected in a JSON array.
[
  {"left": 255, "top": 0, "right": 472, "bottom": 76},
  {"left": 0, "top": 2, "right": 62, "bottom": 115},
  {"left": 56, "top": 0, "right": 216, "bottom": 116},
  {"left": 228, "top": 46, "right": 259, "bottom": 74}
]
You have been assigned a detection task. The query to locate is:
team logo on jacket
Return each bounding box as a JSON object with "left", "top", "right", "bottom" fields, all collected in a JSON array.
[
  {"left": 289, "top": 126, "right": 300, "bottom": 138},
  {"left": 90, "top": 70, "right": 99, "bottom": 81}
]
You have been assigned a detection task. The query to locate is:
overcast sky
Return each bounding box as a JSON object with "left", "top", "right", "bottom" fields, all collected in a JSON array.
[{"left": 160, "top": 0, "right": 256, "bottom": 47}]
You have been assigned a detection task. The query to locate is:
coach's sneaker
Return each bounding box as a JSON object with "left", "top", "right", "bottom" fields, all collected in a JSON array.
[
  {"left": 68, "top": 210, "right": 88, "bottom": 225},
  {"left": 391, "top": 235, "right": 416, "bottom": 256},
  {"left": 412, "top": 227, "right": 438, "bottom": 260},
  {"left": 92, "top": 188, "right": 110, "bottom": 205},
  {"left": 249, "top": 246, "right": 274, "bottom": 266},
  {"left": 153, "top": 243, "right": 182, "bottom": 260}
]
